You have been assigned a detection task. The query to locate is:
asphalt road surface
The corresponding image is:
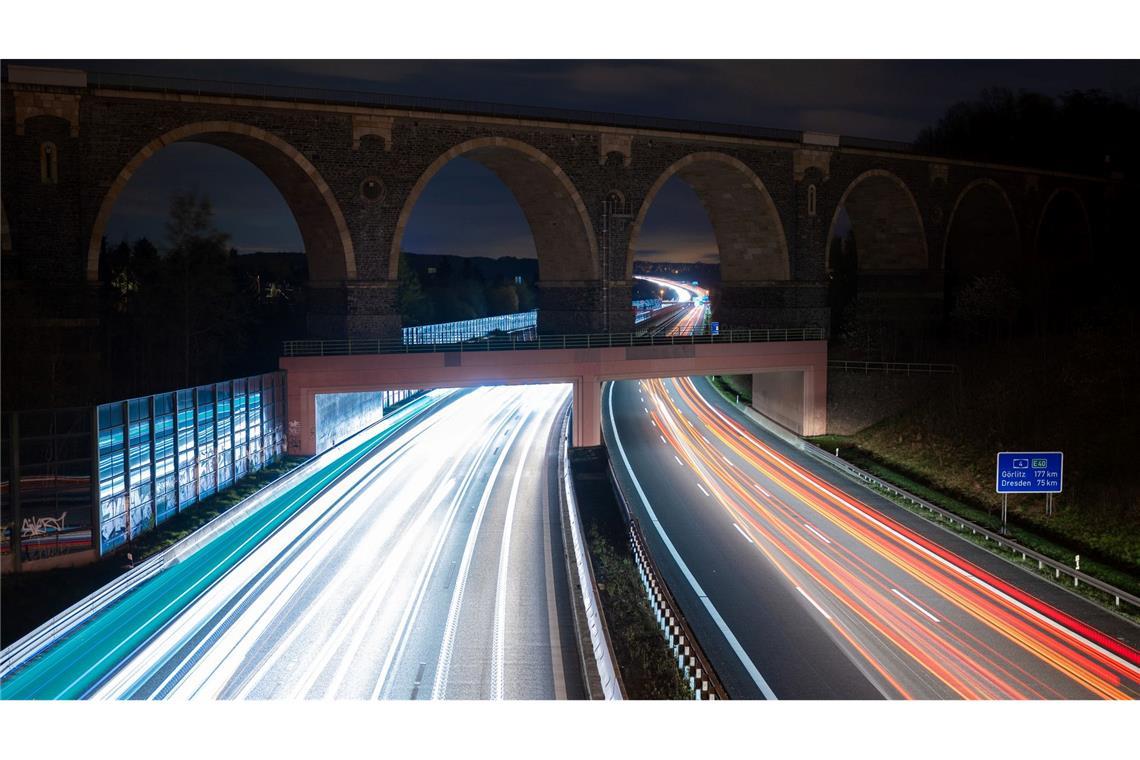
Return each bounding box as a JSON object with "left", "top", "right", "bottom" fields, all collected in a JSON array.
[
  {"left": 3, "top": 385, "right": 583, "bottom": 700},
  {"left": 604, "top": 376, "right": 1140, "bottom": 699}
]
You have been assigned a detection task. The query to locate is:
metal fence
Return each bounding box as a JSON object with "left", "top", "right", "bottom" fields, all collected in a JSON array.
[
  {"left": 401, "top": 310, "right": 537, "bottom": 345},
  {"left": 285, "top": 326, "right": 826, "bottom": 357},
  {"left": 93, "top": 372, "right": 286, "bottom": 556},
  {"left": 828, "top": 360, "right": 959, "bottom": 375}
]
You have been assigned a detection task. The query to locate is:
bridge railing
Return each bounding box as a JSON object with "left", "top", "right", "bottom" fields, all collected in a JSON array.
[
  {"left": 283, "top": 326, "right": 826, "bottom": 357},
  {"left": 828, "top": 359, "right": 959, "bottom": 375}
]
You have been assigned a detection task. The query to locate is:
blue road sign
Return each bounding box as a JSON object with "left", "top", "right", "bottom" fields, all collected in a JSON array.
[
  {"left": 711, "top": 321, "right": 719, "bottom": 335},
  {"left": 996, "top": 451, "right": 1063, "bottom": 493}
]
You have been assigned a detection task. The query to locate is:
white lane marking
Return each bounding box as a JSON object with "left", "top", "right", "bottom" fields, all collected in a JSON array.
[
  {"left": 373, "top": 402, "right": 521, "bottom": 698},
  {"left": 659, "top": 435, "right": 667, "bottom": 444},
  {"left": 606, "top": 383, "right": 777, "bottom": 700},
  {"left": 692, "top": 381, "right": 1140, "bottom": 676},
  {"left": 651, "top": 419, "right": 657, "bottom": 427},
  {"left": 732, "top": 523, "right": 754, "bottom": 544},
  {"left": 644, "top": 407, "right": 649, "bottom": 414},
  {"left": 432, "top": 405, "right": 530, "bottom": 699},
  {"left": 796, "top": 586, "right": 833, "bottom": 621},
  {"left": 890, "top": 588, "right": 941, "bottom": 623},
  {"left": 492, "top": 398, "right": 553, "bottom": 700},
  {"left": 674, "top": 455, "right": 684, "bottom": 467},
  {"left": 723, "top": 456, "right": 733, "bottom": 466},
  {"left": 803, "top": 523, "right": 832, "bottom": 545},
  {"left": 696, "top": 483, "right": 710, "bottom": 497}
]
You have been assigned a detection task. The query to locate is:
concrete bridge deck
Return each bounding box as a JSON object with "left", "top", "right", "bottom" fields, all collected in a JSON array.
[{"left": 280, "top": 330, "right": 828, "bottom": 454}]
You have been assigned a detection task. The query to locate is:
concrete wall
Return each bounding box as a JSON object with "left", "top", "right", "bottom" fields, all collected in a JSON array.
[
  {"left": 826, "top": 371, "right": 954, "bottom": 435},
  {"left": 314, "top": 391, "right": 386, "bottom": 455},
  {"left": 751, "top": 370, "right": 807, "bottom": 434}
]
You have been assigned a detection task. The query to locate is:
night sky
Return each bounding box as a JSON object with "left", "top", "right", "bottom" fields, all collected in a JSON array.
[{"left": 47, "top": 59, "right": 1136, "bottom": 262}]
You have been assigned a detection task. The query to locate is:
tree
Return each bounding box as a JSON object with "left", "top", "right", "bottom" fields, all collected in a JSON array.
[
  {"left": 916, "top": 87, "right": 1140, "bottom": 177},
  {"left": 160, "top": 191, "right": 246, "bottom": 387},
  {"left": 397, "top": 252, "right": 433, "bottom": 326}
]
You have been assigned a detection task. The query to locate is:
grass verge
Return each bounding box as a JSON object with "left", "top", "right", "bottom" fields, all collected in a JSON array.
[
  {"left": 1, "top": 456, "right": 306, "bottom": 648},
  {"left": 805, "top": 436, "right": 1140, "bottom": 617},
  {"left": 706, "top": 376, "right": 1139, "bottom": 620}
]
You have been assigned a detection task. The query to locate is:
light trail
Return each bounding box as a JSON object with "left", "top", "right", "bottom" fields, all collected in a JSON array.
[
  {"left": 2, "top": 385, "right": 578, "bottom": 701},
  {"left": 610, "top": 376, "right": 1140, "bottom": 699}
]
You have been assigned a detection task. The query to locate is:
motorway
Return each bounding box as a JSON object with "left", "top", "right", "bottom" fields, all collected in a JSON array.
[
  {"left": 2, "top": 384, "right": 583, "bottom": 700},
  {"left": 605, "top": 376, "right": 1140, "bottom": 699}
]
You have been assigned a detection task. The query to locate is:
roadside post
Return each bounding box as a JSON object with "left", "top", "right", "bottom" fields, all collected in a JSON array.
[{"left": 995, "top": 451, "right": 1064, "bottom": 535}]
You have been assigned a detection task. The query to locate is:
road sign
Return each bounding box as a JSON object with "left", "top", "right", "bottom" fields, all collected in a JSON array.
[
  {"left": 711, "top": 321, "right": 719, "bottom": 335},
  {"left": 995, "top": 451, "right": 1063, "bottom": 494}
]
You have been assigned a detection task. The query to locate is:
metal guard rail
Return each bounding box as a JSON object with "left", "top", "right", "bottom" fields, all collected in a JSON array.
[
  {"left": 559, "top": 412, "right": 623, "bottom": 700},
  {"left": 738, "top": 404, "right": 1140, "bottom": 614},
  {"left": 607, "top": 456, "right": 730, "bottom": 699},
  {"left": 283, "top": 326, "right": 826, "bottom": 357},
  {"left": 828, "top": 360, "right": 959, "bottom": 375}
]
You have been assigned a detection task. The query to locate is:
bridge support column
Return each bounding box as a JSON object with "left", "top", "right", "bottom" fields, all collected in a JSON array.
[
  {"left": 306, "top": 280, "right": 401, "bottom": 339},
  {"left": 717, "top": 282, "right": 830, "bottom": 332},
  {"left": 537, "top": 281, "right": 605, "bottom": 334},
  {"left": 749, "top": 346, "right": 827, "bottom": 436},
  {"left": 572, "top": 376, "right": 602, "bottom": 447},
  {"left": 286, "top": 385, "right": 317, "bottom": 457}
]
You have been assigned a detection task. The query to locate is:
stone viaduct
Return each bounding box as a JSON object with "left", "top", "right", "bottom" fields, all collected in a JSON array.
[{"left": 1, "top": 65, "right": 1111, "bottom": 409}]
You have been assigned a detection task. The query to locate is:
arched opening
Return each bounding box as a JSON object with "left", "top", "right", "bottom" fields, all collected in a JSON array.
[
  {"left": 826, "top": 170, "right": 928, "bottom": 356},
  {"left": 390, "top": 137, "right": 598, "bottom": 335},
  {"left": 627, "top": 175, "right": 718, "bottom": 335},
  {"left": 88, "top": 121, "right": 355, "bottom": 284},
  {"left": 943, "top": 179, "right": 1021, "bottom": 311},
  {"left": 827, "top": 170, "right": 927, "bottom": 273},
  {"left": 394, "top": 156, "right": 539, "bottom": 329},
  {"left": 627, "top": 152, "right": 789, "bottom": 332},
  {"left": 90, "top": 122, "right": 351, "bottom": 396},
  {"left": 1034, "top": 188, "right": 1093, "bottom": 326}
]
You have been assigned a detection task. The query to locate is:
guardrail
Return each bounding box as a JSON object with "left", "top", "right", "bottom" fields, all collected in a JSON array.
[
  {"left": 606, "top": 457, "right": 729, "bottom": 699},
  {"left": 283, "top": 326, "right": 826, "bottom": 357},
  {"left": 735, "top": 404, "right": 1140, "bottom": 615},
  {"left": 828, "top": 360, "right": 959, "bottom": 375},
  {"left": 0, "top": 392, "right": 451, "bottom": 680},
  {"left": 558, "top": 412, "right": 624, "bottom": 700}
]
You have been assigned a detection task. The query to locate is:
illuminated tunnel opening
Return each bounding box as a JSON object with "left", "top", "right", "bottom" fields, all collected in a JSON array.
[{"left": 312, "top": 383, "right": 578, "bottom": 457}]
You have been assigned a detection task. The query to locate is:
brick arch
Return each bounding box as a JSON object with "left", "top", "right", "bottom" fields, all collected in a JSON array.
[
  {"left": 1034, "top": 187, "right": 1092, "bottom": 259},
  {"left": 86, "top": 121, "right": 356, "bottom": 282},
  {"left": 626, "top": 152, "right": 790, "bottom": 282},
  {"left": 943, "top": 178, "right": 1021, "bottom": 280},
  {"left": 826, "top": 169, "right": 928, "bottom": 272},
  {"left": 388, "top": 137, "right": 598, "bottom": 282}
]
